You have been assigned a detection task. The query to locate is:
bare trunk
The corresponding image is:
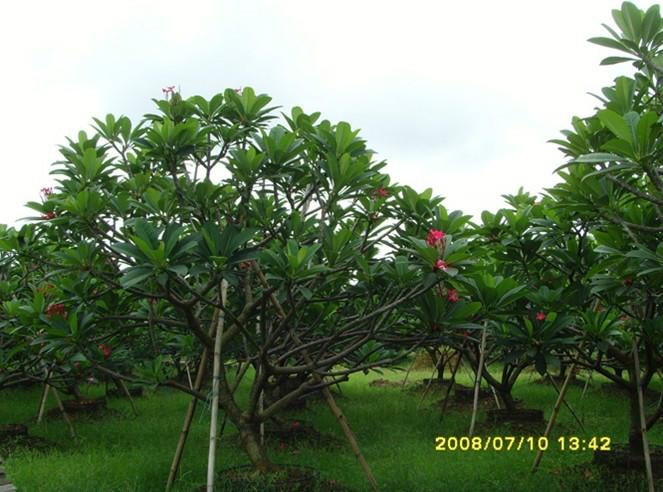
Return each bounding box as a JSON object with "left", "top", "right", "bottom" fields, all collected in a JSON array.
[
  {"left": 498, "top": 389, "right": 517, "bottom": 411},
  {"left": 239, "top": 419, "right": 276, "bottom": 472}
]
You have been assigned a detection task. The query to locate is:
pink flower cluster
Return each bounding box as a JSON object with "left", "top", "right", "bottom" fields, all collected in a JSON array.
[
  {"left": 45, "top": 303, "right": 66, "bottom": 319},
  {"left": 447, "top": 289, "right": 459, "bottom": 303},
  {"left": 426, "top": 229, "right": 445, "bottom": 247},
  {"left": 162, "top": 86, "right": 176, "bottom": 97},
  {"left": 426, "top": 228, "right": 450, "bottom": 271},
  {"left": 40, "top": 187, "right": 53, "bottom": 198}
]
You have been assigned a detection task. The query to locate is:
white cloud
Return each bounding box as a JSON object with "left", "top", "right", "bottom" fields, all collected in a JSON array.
[{"left": 0, "top": 0, "right": 629, "bottom": 224}]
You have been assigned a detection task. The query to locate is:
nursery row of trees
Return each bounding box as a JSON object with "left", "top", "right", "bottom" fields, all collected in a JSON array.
[{"left": 0, "top": 1, "right": 662, "bottom": 490}]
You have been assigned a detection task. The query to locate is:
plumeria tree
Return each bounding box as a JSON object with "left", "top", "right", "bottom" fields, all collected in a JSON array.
[
  {"left": 549, "top": 1, "right": 663, "bottom": 458},
  {"left": 0, "top": 87, "right": 478, "bottom": 482}
]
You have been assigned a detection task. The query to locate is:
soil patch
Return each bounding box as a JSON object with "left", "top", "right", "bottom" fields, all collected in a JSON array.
[
  {"left": 555, "top": 462, "right": 663, "bottom": 491},
  {"left": 211, "top": 464, "right": 321, "bottom": 492},
  {"left": 533, "top": 376, "right": 586, "bottom": 388},
  {"left": 452, "top": 385, "right": 492, "bottom": 402},
  {"left": 0, "top": 425, "right": 28, "bottom": 440},
  {"left": 0, "top": 426, "right": 54, "bottom": 456},
  {"left": 593, "top": 443, "right": 663, "bottom": 478},
  {"left": 368, "top": 378, "right": 402, "bottom": 388},
  {"left": 45, "top": 398, "right": 122, "bottom": 421},
  {"left": 476, "top": 408, "right": 546, "bottom": 433},
  {"left": 231, "top": 420, "right": 343, "bottom": 450},
  {"left": 106, "top": 386, "right": 144, "bottom": 398}
]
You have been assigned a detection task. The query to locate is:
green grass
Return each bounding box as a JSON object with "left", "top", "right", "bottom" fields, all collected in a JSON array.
[{"left": 1, "top": 366, "right": 662, "bottom": 491}]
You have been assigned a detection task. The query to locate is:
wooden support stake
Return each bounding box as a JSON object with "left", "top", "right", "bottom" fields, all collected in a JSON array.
[
  {"left": 400, "top": 354, "right": 418, "bottom": 388},
  {"left": 117, "top": 378, "right": 139, "bottom": 417},
  {"left": 36, "top": 383, "right": 50, "bottom": 424},
  {"left": 207, "top": 280, "right": 228, "bottom": 492},
  {"left": 418, "top": 348, "right": 451, "bottom": 406},
  {"left": 531, "top": 360, "right": 578, "bottom": 473},
  {"left": 490, "top": 386, "right": 501, "bottom": 410},
  {"left": 632, "top": 339, "right": 654, "bottom": 492},
  {"left": 469, "top": 325, "right": 487, "bottom": 436},
  {"left": 546, "top": 373, "right": 584, "bottom": 431},
  {"left": 51, "top": 387, "right": 77, "bottom": 441}
]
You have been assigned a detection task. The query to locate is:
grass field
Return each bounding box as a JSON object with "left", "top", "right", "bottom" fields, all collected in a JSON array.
[{"left": 1, "top": 365, "right": 662, "bottom": 491}]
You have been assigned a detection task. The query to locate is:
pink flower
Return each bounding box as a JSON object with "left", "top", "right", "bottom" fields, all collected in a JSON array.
[
  {"left": 40, "top": 211, "right": 56, "bottom": 220},
  {"left": 234, "top": 87, "right": 243, "bottom": 94},
  {"left": 373, "top": 187, "right": 389, "bottom": 199},
  {"left": 426, "top": 229, "right": 445, "bottom": 247},
  {"left": 40, "top": 187, "right": 53, "bottom": 197},
  {"left": 45, "top": 303, "right": 66, "bottom": 318},
  {"left": 535, "top": 311, "right": 546, "bottom": 321},
  {"left": 447, "top": 289, "right": 459, "bottom": 303},
  {"left": 162, "top": 86, "right": 176, "bottom": 97},
  {"left": 434, "top": 259, "right": 448, "bottom": 271}
]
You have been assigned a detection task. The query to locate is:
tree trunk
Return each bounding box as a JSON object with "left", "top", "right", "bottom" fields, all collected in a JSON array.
[
  {"left": 498, "top": 389, "right": 517, "bottom": 411},
  {"left": 239, "top": 420, "right": 275, "bottom": 472}
]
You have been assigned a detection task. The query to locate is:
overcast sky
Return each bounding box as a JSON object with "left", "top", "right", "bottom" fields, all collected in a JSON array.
[{"left": 0, "top": 0, "right": 629, "bottom": 225}]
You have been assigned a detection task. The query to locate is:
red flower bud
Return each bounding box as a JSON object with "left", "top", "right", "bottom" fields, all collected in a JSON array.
[
  {"left": 447, "top": 289, "right": 459, "bottom": 303},
  {"left": 434, "top": 259, "right": 448, "bottom": 271},
  {"left": 98, "top": 343, "right": 112, "bottom": 359},
  {"left": 535, "top": 311, "right": 546, "bottom": 321}
]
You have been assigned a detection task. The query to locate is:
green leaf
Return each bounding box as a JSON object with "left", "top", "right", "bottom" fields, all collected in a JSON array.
[
  {"left": 588, "top": 37, "right": 632, "bottom": 53},
  {"left": 598, "top": 109, "right": 632, "bottom": 142},
  {"left": 600, "top": 56, "right": 635, "bottom": 66},
  {"left": 120, "top": 266, "right": 154, "bottom": 288}
]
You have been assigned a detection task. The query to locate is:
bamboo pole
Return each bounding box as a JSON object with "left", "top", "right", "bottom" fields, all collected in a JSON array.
[
  {"left": 546, "top": 373, "right": 584, "bottom": 431},
  {"left": 439, "top": 350, "right": 463, "bottom": 419},
  {"left": 469, "top": 325, "right": 488, "bottom": 436},
  {"left": 580, "top": 368, "right": 593, "bottom": 400},
  {"left": 165, "top": 330, "right": 219, "bottom": 491},
  {"left": 490, "top": 386, "right": 501, "bottom": 409},
  {"left": 400, "top": 354, "right": 418, "bottom": 388},
  {"left": 117, "top": 378, "right": 139, "bottom": 417},
  {"left": 36, "top": 384, "right": 50, "bottom": 423},
  {"left": 418, "top": 348, "right": 451, "bottom": 406},
  {"left": 51, "top": 387, "right": 77, "bottom": 440},
  {"left": 632, "top": 338, "right": 654, "bottom": 492},
  {"left": 257, "top": 318, "right": 264, "bottom": 446},
  {"left": 253, "top": 263, "right": 379, "bottom": 492},
  {"left": 37, "top": 369, "right": 52, "bottom": 424},
  {"left": 36, "top": 384, "right": 50, "bottom": 424},
  {"left": 185, "top": 363, "right": 193, "bottom": 390},
  {"left": 207, "top": 280, "right": 228, "bottom": 492},
  {"left": 531, "top": 360, "right": 578, "bottom": 473}
]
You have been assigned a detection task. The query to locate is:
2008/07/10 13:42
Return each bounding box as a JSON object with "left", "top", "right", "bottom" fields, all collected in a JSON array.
[{"left": 434, "top": 436, "right": 611, "bottom": 452}]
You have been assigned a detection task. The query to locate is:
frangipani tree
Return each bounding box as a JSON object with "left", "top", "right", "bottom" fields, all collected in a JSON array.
[
  {"left": 550, "top": 1, "right": 663, "bottom": 458},
  {"left": 0, "top": 87, "right": 477, "bottom": 484}
]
